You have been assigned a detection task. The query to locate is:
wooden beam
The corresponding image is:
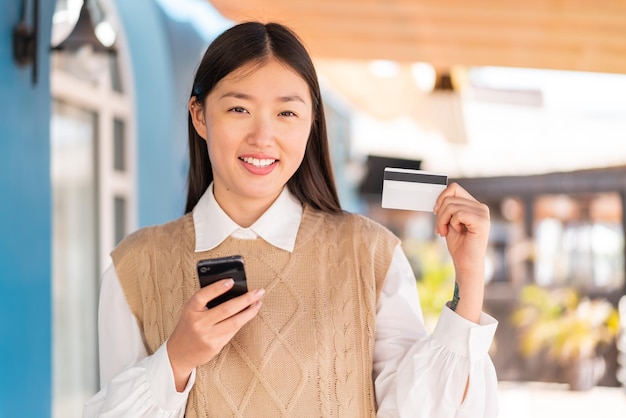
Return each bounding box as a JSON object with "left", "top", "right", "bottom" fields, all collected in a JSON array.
[{"left": 208, "top": 0, "right": 626, "bottom": 73}]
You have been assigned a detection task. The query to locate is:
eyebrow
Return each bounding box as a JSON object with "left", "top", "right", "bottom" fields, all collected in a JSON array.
[{"left": 220, "top": 91, "right": 307, "bottom": 104}]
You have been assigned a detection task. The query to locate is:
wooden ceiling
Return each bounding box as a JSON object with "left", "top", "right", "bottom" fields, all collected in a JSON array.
[{"left": 208, "top": 0, "right": 626, "bottom": 74}]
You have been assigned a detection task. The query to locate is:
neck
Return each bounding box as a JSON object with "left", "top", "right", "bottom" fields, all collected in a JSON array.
[{"left": 213, "top": 187, "right": 280, "bottom": 228}]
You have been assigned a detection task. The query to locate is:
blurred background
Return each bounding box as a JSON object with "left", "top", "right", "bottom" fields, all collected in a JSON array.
[{"left": 1, "top": 0, "right": 626, "bottom": 416}]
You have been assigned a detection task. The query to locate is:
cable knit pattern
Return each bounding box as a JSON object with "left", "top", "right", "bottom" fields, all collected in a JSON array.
[{"left": 112, "top": 207, "right": 398, "bottom": 417}]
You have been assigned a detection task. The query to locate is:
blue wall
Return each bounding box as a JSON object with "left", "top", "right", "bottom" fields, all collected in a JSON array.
[{"left": 0, "top": 0, "right": 55, "bottom": 416}]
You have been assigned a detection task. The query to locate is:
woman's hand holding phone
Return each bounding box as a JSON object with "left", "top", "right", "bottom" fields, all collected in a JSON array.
[{"left": 166, "top": 278, "right": 265, "bottom": 392}]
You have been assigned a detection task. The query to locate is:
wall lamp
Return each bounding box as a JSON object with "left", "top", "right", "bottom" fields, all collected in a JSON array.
[
  {"left": 13, "top": 0, "right": 116, "bottom": 86},
  {"left": 13, "top": 0, "right": 39, "bottom": 84}
]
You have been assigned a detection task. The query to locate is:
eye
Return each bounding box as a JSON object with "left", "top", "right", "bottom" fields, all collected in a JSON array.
[
  {"left": 279, "top": 110, "right": 297, "bottom": 117},
  {"left": 229, "top": 106, "right": 248, "bottom": 114}
]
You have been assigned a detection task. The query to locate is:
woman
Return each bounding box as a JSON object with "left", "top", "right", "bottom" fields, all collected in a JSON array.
[{"left": 84, "top": 21, "right": 498, "bottom": 417}]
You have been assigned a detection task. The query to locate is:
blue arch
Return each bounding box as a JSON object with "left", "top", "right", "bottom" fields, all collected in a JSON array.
[{"left": 114, "top": 0, "right": 186, "bottom": 226}]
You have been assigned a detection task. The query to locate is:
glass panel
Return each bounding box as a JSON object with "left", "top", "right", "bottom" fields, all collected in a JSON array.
[
  {"left": 109, "top": 53, "right": 123, "bottom": 93},
  {"left": 114, "top": 195, "right": 127, "bottom": 245},
  {"left": 113, "top": 118, "right": 125, "bottom": 171},
  {"left": 51, "top": 100, "right": 99, "bottom": 417}
]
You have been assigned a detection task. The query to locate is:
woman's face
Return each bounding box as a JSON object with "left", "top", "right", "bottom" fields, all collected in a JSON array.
[{"left": 190, "top": 59, "right": 313, "bottom": 216}]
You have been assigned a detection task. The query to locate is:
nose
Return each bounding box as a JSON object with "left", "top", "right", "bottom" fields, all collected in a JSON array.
[{"left": 247, "top": 114, "right": 275, "bottom": 148}]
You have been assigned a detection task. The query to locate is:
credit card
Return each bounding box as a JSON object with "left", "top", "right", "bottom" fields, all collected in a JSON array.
[{"left": 381, "top": 167, "right": 448, "bottom": 212}]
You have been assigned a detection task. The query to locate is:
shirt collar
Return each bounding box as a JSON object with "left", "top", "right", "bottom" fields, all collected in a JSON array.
[{"left": 192, "top": 183, "right": 303, "bottom": 253}]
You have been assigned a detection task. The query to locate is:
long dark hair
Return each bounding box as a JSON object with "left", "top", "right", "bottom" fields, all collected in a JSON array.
[{"left": 185, "top": 21, "right": 341, "bottom": 214}]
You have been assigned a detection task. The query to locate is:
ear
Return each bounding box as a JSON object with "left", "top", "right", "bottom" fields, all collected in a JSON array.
[{"left": 189, "top": 97, "right": 208, "bottom": 140}]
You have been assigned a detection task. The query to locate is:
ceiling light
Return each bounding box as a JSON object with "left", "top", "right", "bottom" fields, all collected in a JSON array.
[
  {"left": 369, "top": 60, "right": 400, "bottom": 78},
  {"left": 411, "top": 62, "right": 436, "bottom": 92}
]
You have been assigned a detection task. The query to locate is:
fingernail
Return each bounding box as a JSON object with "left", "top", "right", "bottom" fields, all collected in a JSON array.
[
  {"left": 224, "top": 279, "right": 234, "bottom": 287},
  {"left": 255, "top": 288, "right": 265, "bottom": 297}
]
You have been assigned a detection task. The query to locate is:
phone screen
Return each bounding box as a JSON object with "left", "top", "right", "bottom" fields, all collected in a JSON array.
[{"left": 197, "top": 256, "right": 248, "bottom": 309}]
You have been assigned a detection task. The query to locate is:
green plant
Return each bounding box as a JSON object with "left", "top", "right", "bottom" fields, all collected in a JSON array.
[{"left": 511, "top": 285, "right": 620, "bottom": 364}]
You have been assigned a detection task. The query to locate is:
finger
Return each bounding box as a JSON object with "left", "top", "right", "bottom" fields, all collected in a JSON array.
[
  {"left": 213, "top": 298, "right": 264, "bottom": 334},
  {"left": 448, "top": 212, "right": 468, "bottom": 234},
  {"left": 436, "top": 201, "right": 489, "bottom": 236},
  {"left": 434, "top": 183, "right": 476, "bottom": 212},
  {"left": 209, "top": 288, "right": 265, "bottom": 321},
  {"left": 188, "top": 279, "right": 235, "bottom": 311}
]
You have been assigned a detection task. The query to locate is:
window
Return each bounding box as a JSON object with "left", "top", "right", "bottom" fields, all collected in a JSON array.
[
  {"left": 534, "top": 193, "right": 624, "bottom": 291},
  {"left": 51, "top": 0, "right": 136, "bottom": 416}
]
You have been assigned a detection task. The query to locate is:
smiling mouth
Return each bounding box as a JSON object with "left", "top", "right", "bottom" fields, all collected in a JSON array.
[{"left": 240, "top": 157, "right": 278, "bottom": 168}]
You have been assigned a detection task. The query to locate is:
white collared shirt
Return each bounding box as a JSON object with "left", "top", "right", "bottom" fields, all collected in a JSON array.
[
  {"left": 84, "top": 185, "right": 499, "bottom": 418},
  {"left": 193, "top": 184, "right": 303, "bottom": 253}
]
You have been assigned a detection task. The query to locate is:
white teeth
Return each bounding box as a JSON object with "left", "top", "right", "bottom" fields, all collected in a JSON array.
[{"left": 241, "top": 157, "right": 276, "bottom": 167}]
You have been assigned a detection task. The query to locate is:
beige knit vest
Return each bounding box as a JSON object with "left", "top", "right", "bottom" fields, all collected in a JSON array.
[{"left": 112, "top": 206, "right": 399, "bottom": 417}]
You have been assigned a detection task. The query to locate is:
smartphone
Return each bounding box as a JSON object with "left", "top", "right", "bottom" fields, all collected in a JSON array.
[{"left": 197, "top": 255, "right": 248, "bottom": 309}]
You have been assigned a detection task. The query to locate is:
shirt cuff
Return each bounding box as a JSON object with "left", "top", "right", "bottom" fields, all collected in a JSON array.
[
  {"left": 146, "top": 342, "right": 196, "bottom": 411},
  {"left": 431, "top": 306, "right": 498, "bottom": 361}
]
